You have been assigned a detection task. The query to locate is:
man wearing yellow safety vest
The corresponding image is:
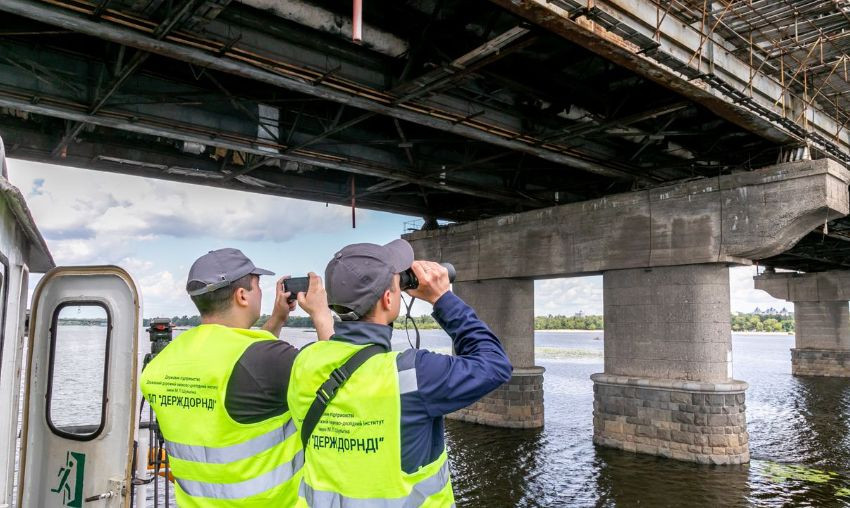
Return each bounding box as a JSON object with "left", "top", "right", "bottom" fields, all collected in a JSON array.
[
  {"left": 140, "top": 248, "right": 334, "bottom": 507},
  {"left": 288, "top": 239, "right": 513, "bottom": 506}
]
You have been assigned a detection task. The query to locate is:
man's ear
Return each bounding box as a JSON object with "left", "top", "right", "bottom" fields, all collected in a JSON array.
[
  {"left": 381, "top": 289, "right": 393, "bottom": 310},
  {"left": 233, "top": 287, "right": 249, "bottom": 308}
]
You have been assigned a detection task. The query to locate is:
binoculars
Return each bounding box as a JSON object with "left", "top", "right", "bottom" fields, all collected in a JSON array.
[{"left": 399, "top": 263, "right": 456, "bottom": 291}]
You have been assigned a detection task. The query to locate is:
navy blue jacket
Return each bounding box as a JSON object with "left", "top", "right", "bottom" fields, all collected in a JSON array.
[{"left": 331, "top": 291, "right": 513, "bottom": 473}]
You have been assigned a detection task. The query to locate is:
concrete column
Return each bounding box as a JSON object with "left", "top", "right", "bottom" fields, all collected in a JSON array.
[
  {"left": 450, "top": 279, "right": 544, "bottom": 428},
  {"left": 754, "top": 271, "right": 850, "bottom": 377},
  {"left": 795, "top": 301, "right": 850, "bottom": 349},
  {"left": 593, "top": 264, "right": 749, "bottom": 465}
]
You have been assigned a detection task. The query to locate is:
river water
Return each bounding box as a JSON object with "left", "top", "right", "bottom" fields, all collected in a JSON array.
[
  {"left": 453, "top": 332, "right": 850, "bottom": 507},
  {"left": 287, "top": 328, "right": 850, "bottom": 507},
  {"left": 18, "top": 326, "right": 850, "bottom": 506}
]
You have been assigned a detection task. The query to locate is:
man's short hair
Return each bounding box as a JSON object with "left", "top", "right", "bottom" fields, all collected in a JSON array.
[
  {"left": 357, "top": 274, "right": 400, "bottom": 321},
  {"left": 188, "top": 274, "right": 254, "bottom": 316}
]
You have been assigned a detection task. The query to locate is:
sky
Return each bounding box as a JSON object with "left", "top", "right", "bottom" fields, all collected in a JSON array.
[{"left": 6, "top": 159, "right": 789, "bottom": 318}]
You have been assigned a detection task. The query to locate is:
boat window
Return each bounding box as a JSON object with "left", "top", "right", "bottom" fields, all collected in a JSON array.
[{"left": 46, "top": 302, "right": 111, "bottom": 441}]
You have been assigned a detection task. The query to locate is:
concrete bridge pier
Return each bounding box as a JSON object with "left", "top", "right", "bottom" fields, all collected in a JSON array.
[
  {"left": 406, "top": 159, "right": 850, "bottom": 461},
  {"left": 754, "top": 271, "right": 850, "bottom": 377},
  {"left": 449, "top": 279, "right": 545, "bottom": 428},
  {"left": 592, "top": 264, "right": 749, "bottom": 465}
]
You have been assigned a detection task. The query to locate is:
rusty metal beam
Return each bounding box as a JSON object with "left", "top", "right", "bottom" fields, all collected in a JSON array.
[
  {"left": 51, "top": 0, "right": 205, "bottom": 157},
  {"left": 1, "top": 122, "right": 439, "bottom": 218},
  {"left": 0, "top": 89, "right": 542, "bottom": 207},
  {"left": 211, "top": 25, "right": 547, "bottom": 182},
  {"left": 0, "top": 0, "right": 640, "bottom": 181}
]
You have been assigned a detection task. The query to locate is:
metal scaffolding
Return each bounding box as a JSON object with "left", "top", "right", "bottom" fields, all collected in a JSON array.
[
  {"left": 672, "top": 0, "right": 850, "bottom": 140},
  {"left": 507, "top": 0, "right": 850, "bottom": 164}
]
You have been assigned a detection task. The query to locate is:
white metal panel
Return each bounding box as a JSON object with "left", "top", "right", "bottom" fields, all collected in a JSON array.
[
  {"left": 0, "top": 263, "right": 28, "bottom": 508},
  {"left": 18, "top": 267, "right": 141, "bottom": 508},
  {"left": 0, "top": 132, "right": 53, "bottom": 506},
  {"left": 0, "top": 180, "right": 40, "bottom": 507}
]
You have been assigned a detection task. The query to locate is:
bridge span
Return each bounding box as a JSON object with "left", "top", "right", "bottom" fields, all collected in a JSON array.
[{"left": 2, "top": 0, "right": 850, "bottom": 465}]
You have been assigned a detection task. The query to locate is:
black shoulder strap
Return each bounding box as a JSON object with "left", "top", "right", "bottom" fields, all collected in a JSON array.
[{"left": 300, "top": 344, "right": 385, "bottom": 448}]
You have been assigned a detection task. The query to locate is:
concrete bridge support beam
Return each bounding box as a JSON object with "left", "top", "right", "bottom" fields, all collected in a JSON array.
[
  {"left": 754, "top": 271, "right": 850, "bottom": 377},
  {"left": 449, "top": 279, "right": 544, "bottom": 428},
  {"left": 592, "top": 264, "right": 749, "bottom": 465}
]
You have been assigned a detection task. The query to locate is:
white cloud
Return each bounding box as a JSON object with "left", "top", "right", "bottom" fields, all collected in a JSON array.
[
  {"left": 7, "top": 159, "right": 352, "bottom": 266},
  {"left": 535, "top": 276, "right": 603, "bottom": 316},
  {"left": 6, "top": 159, "right": 361, "bottom": 317},
  {"left": 136, "top": 269, "right": 191, "bottom": 318},
  {"left": 729, "top": 265, "right": 790, "bottom": 313},
  {"left": 114, "top": 256, "right": 190, "bottom": 317}
]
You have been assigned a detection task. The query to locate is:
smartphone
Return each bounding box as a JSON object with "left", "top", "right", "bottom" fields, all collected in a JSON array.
[{"left": 283, "top": 277, "right": 310, "bottom": 301}]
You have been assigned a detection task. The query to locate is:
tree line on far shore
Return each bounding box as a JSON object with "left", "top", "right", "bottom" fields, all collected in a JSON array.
[
  {"left": 530, "top": 310, "right": 795, "bottom": 332},
  {"left": 138, "top": 308, "right": 795, "bottom": 332},
  {"left": 731, "top": 310, "right": 794, "bottom": 332}
]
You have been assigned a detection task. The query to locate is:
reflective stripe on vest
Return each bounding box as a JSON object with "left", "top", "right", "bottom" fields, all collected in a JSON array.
[
  {"left": 397, "top": 367, "right": 417, "bottom": 395},
  {"left": 178, "top": 449, "right": 305, "bottom": 499},
  {"left": 166, "top": 419, "right": 297, "bottom": 464},
  {"left": 298, "top": 460, "right": 451, "bottom": 508}
]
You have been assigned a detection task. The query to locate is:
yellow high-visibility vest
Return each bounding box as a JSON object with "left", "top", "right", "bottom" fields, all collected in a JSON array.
[
  {"left": 288, "top": 340, "right": 454, "bottom": 507},
  {"left": 140, "top": 324, "right": 303, "bottom": 507}
]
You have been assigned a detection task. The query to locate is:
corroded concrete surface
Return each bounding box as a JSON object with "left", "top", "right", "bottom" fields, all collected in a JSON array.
[
  {"left": 794, "top": 302, "right": 850, "bottom": 351},
  {"left": 792, "top": 349, "right": 850, "bottom": 377},
  {"left": 754, "top": 270, "right": 850, "bottom": 304},
  {"left": 603, "top": 264, "right": 732, "bottom": 382},
  {"left": 592, "top": 375, "right": 749, "bottom": 465},
  {"left": 406, "top": 160, "right": 850, "bottom": 281},
  {"left": 448, "top": 368, "right": 545, "bottom": 429},
  {"left": 453, "top": 279, "right": 535, "bottom": 368},
  {"left": 413, "top": 160, "right": 850, "bottom": 461},
  {"left": 593, "top": 264, "right": 750, "bottom": 463},
  {"left": 452, "top": 279, "right": 544, "bottom": 428},
  {"left": 755, "top": 271, "right": 850, "bottom": 377}
]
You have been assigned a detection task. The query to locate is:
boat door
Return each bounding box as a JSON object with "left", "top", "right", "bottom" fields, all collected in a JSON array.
[{"left": 18, "top": 266, "right": 141, "bottom": 508}]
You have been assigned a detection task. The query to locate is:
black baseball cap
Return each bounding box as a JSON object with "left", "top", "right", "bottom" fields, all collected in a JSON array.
[
  {"left": 325, "top": 239, "right": 414, "bottom": 319},
  {"left": 186, "top": 248, "right": 274, "bottom": 296}
]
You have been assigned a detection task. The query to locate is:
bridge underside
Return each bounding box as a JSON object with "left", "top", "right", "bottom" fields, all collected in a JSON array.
[{"left": 1, "top": 0, "right": 850, "bottom": 270}]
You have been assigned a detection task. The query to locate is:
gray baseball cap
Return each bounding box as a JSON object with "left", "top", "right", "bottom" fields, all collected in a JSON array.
[
  {"left": 325, "top": 239, "right": 414, "bottom": 319},
  {"left": 186, "top": 248, "right": 274, "bottom": 296}
]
